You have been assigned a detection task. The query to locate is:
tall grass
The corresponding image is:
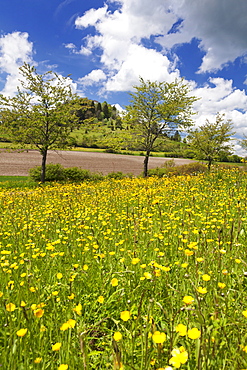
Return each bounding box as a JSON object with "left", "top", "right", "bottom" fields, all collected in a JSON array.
[{"left": 0, "top": 168, "right": 247, "bottom": 369}]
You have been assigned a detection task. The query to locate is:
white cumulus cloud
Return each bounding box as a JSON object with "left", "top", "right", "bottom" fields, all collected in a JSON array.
[{"left": 0, "top": 31, "right": 34, "bottom": 96}]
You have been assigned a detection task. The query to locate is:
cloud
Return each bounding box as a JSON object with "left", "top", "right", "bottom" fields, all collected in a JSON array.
[
  {"left": 73, "top": 0, "right": 247, "bottom": 92},
  {"left": 0, "top": 31, "right": 34, "bottom": 96},
  {"left": 156, "top": 0, "right": 247, "bottom": 73},
  {"left": 78, "top": 69, "right": 107, "bottom": 86}
]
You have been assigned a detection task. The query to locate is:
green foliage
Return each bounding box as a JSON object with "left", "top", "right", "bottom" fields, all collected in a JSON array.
[
  {"left": 148, "top": 162, "right": 208, "bottom": 177},
  {"left": 188, "top": 114, "right": 235, "bottom": 170},
  {"left": 0, "top": 63, "right": 82, "bottom": 182},
  {"left": 63, "top": 167, "right": 94, "bottom": 182},
  {"left": 124, "top": 77, "right": 198, "bottom": 176},
  {"left": 29, "top": 164, "right": 65, "bottom": 182}
]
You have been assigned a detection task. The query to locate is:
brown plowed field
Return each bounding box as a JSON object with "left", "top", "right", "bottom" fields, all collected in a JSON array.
[{"left": 0, "top": 149, "right": 195, "bottom": 177}]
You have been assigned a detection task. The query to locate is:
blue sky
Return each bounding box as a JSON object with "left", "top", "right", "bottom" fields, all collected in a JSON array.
[{"left": 1, "top": 0, "right": 247, "bottom": 154}]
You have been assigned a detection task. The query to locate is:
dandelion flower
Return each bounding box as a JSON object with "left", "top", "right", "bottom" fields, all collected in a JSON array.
[
  {"left": 113, "top": 331, "right": 122, "bottom": 341},
  {"left": 187, "top": 328, "right": 201, "bottom": 339},
  {"left": 17, "top": 328, "right": 28, "bottom": 337},
  {"left": 120, "top": 310, "right": 131, "bottom": 321}
]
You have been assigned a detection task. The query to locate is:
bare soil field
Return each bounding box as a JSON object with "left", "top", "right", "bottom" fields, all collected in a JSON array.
[{"left": 0, "top": 149, "right": 195, "bottom": 177}]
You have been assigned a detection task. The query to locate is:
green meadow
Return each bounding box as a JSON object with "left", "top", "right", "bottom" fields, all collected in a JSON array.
[{"left": 1, "top": 168, "right": 247, "bottom": 369}]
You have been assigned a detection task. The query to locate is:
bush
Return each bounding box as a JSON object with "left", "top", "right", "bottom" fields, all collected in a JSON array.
[
  {"left": 29, "top": 164, "right": 104, "bottom": 183},
  {"left": 29, "top": 164, "right": 65, "bottom": 182},
  {"left": 63, "top": 167, "right": 92, "bottom": 182},
  {"left": 148, "top": 162, "right": 207, "bottom": 177}
]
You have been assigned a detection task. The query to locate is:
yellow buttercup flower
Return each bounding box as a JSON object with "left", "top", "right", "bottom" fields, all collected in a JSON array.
[
  {"left": 17, "top": 328, "right": 28, "bottom": 337},
  {"left": 97, "top": 296, "right": 104, "bottom": 304},
  {"left": 152, "top": 331, "right": 166, "bottom": 344},
  {"left": 111, "top": 278, "right": 118, "bottom": 287},
  {"left": 197, "top": 286, "right": 207, "bottom": 294},
  {"left": 175, "top": 324, "right": 187, "bottom": 336},
  {"left": 120, "top": 310, "right": 131, "bottom": 321},
  {"left": 187, "top": 328, "right": 201, "bottom": 339},
  {"left": 6, "top": 303, "right": 16, "bottom": 312},
  {"left": 52, "top": 342, "right": 62, "bottom": 351},
  {"left": 113, "top": 331, "right": 122, "bottom": 341},
  {"left": 182, "top": 296, "right": 194, "bottom": 305}
]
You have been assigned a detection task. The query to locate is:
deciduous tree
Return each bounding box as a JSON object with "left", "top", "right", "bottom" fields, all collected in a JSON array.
[
  {"left": 187, "top": 114, "right": 234, "bottom": 170},
  {"left": 0, "top": 63, "right": 82, "bottom": 182},
  {"left": 124, "top": 77, "right": 197, "bottom": 177}
]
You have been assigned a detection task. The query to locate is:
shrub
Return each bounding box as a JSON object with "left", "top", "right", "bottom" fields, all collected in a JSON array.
[
  {"left": 63, "top": 167, "right": 92, "bottom": 182},
  {"left": 148, "top": 162, "right": 207, "bottom": 177},
  {"left": 29, "top": 164, "right": 65, "bottom": 182}
]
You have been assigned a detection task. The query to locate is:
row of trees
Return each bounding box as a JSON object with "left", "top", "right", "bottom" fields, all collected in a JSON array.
[{"left": 0, "top": 63, "right": 241, "bottom": 182}]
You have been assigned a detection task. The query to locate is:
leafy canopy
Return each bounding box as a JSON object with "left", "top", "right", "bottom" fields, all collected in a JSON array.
[
  {"left": 188, "top": 113, "right": 235, "bottom": 169},
  {"left": 124, "top": 77, "right": 198, "bottom": 176}
]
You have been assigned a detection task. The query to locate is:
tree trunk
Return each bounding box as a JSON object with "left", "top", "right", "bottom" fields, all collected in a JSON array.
[
  {"left": 143, "top": 151, "right": 150, "bottom": 177},
  {"left": 208, "top": 158, "right": 212, "bottom": 171},
  {"left": 41, "top": 149, "right": 48, "bottom": 183}
]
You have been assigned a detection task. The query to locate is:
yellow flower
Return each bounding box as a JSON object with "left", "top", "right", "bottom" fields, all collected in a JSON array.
[
  {"left": 182, "top": 296, "right": 194, "bottom": 305},
  {"left": 20, "top": 301, "right": 26, "bottom": 307},
  {"left": 131, "top": 258, "right": 140, "bottom": 265},
  {"left": 197, "top": 286, "right": 207, "bottom": 294},
  {"left": 175, "top": 324, "right": 187, "bottom": 336},
  {"left": 0, "top": 291, "right": 3, "bottom": 298},
  {"left": 67, "top": 319, "right": 76, "bottom": 328},
  {"left": 60, "top": 322, "right": 70, "bottom": 331},
  {"left": 242, "top": 310, "right": 247, "bottom": 318},
  {"left": 73, "top": 303, "right": 82, "bottom": 315},
  {"left": 57, "top": 273, "right": 63, "bottom": 279},
  {"left": 184, "top": 249, "right": 194, "bottom": 256},
  {"left": 152, "top": 331, "right": 166, "bottom": 344},
  {"left": 111, "top": 278, "right": 118, "bottom": 287},
  {"left": 169, "top": 347, "right": 188, "bottom": 368},
  {"left": 68, "top": 293, "right": 75, "bottom": 300},
  {"left": 40, "top": 325, "right": 46, "bottom": 332},
  {"left": 17, "top": 328, "right": 28, "bottom": 337},
  {"left": 144, "top": 272, "right": 152, "bottom": 279},
  {"left": 235, "top": 259, "right": 241, "bottom": 264},
  {"left": 120, "top": 310, "right": 131, "bottom": 321},
  {"left": 34, "top": 308, "right": 44, "bottom": 318},
  {"left": 52, "top": 342, "right": 62, "bottom": 351},
  {"left": 113, "top": 331, "right": 122, "bottom": 341},
  {"left": 218, "top": 282, "right": 226, "bottom": 289},
  {"left": 6, "top": 303, "right": 16, "bottom": 312},
  {"left": 97, "top": 296, "right": 104, "bottom": 304},
  {"left": 187, "top": 328, "right": 201, "bottom": 339},
  {"left": 202, "top": 274, "right": 211, "bottom": 281},
  {"left": 34, "top": 357, "right": 42, "bottom": 364},
  {"left": 222, "top": 269, "right": 228, "bottom": 275},
  {"left": 58, "top": 364, "right": 68, "bottom": 370}
]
